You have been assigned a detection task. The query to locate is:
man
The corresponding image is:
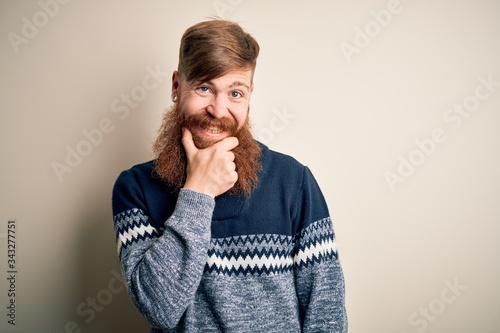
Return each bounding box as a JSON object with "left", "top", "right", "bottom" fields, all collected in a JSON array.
[{"left": 112, "top": 19, "right": 347, "bottom": 332}]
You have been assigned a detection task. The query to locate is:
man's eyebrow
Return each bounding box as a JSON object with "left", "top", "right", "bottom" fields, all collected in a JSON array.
[
  {"left": 194, "top": 79, "right": 251, "bottom": 92},
  {"left": 228, "top": 81, "right": 250, "bottom": 91}
]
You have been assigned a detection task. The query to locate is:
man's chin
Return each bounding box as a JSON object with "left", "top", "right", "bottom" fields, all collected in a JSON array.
[{"left": 192, "top": 134, "right": 223, "bottom": 149}]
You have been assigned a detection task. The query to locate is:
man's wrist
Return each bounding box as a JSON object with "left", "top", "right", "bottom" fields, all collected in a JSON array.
[{"left": 182, "top": 182, "right": 216, "bottom": 198}]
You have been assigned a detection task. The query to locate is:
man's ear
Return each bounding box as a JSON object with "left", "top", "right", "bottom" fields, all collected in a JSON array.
[{"left": 172, "top": 70, "right": 180, "bottom": 94}]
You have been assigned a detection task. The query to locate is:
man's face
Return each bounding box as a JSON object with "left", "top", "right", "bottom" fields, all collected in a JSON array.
[
  {"left": 172, "top": 69, "right": 254, "bottom": 147},
  {"left": 153, "top": 68, "right": 261, "bottom": 196}
]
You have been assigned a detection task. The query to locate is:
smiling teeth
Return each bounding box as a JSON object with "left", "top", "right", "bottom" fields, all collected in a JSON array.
[{"left": 204, "top": 126, "right": 222, "bottom": 134}]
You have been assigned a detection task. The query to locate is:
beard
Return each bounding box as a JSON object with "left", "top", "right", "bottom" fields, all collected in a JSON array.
[{"left": 152, "top": 104, "right": 262, "bottom": 197}]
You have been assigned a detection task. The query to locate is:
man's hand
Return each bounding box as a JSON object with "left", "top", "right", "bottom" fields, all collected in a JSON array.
[{"left": 181, "top": 128, "right": 238, "bottom": 198}]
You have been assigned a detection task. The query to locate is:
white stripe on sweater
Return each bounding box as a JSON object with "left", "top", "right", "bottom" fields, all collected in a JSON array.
[
  {"left": 293, "top": 238, "right": 337, "bottom": 265},
  {"left": 117, "top": 224, "right": 157, "bottom": 254},
  {"left": 207, "top": 253, "right": 293, "bottom": 271}
]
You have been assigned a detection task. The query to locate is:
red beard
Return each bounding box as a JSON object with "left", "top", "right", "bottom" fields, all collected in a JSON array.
[{"left": 153, "top": 105, "right": 262, "bottom": 197}]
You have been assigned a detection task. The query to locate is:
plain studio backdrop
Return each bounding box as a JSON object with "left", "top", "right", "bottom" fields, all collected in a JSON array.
[{"left": 1, "top": 1, "right": 499, "bottom": 332}]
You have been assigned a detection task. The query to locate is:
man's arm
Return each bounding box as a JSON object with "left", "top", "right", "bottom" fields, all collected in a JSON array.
[
  {"left": 112, "top": 128, "right": 239, "bottom": 329},
  {"left": 293, "top": 167, "right": 348, "bottom": 332},
  {"left": 113, "top": 178, "right": 214, "bottom": 329}
]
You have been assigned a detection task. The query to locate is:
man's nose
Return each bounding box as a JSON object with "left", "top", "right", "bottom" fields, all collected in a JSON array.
[{"left": 206, "top": 94, "right": 229, "bottom": 119}]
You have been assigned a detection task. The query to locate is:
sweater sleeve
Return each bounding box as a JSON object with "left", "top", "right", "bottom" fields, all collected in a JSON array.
[
  {"left": 293, "top": 167, "right": 348, "bottom": 333},
  {"left": 112, "top": 170, "right": 215, "bottom": 329}
]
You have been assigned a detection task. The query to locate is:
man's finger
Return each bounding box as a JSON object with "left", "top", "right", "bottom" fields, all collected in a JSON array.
[
  {"left": 226, "top": 151, "right": 235, "bottom": 162},
  {"left": 218, "top": 136, "right": 239, "bottom": 151},
  {"left": 181, "top": 128, "right": 198, "bottom": 158}
]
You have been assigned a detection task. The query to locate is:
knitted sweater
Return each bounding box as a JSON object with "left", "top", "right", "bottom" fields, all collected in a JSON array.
[{"left": 111, "top": 143, "right": 347, "bottom": 332}]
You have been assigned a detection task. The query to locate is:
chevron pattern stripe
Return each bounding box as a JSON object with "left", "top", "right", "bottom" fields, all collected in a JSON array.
[
  {"left": 206, "top": 246, "right": 294, "bottom": 276},
  {"left": 205, "top": 218, "right": 337, "bottom": 276},
  {"left": 293, "top": 218, "right": 338, "bottom": 269},
  {"left": 114, "top": 209, "right": 159, "bottom": 255}
]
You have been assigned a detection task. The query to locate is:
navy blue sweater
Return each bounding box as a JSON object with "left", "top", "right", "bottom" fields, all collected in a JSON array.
[{"left": 112, "top": 143, "right": 347, "bottom": 332}]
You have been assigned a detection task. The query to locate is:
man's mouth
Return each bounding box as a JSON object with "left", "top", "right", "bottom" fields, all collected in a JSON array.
[
  {"left": 203, "top": 126, "right": 224, "bottom": 134},
  {"left": 181, "top": 114, "right": 237, "bottom": 142}
]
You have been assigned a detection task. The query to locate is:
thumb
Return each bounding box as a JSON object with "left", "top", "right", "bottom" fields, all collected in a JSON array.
[{"left": 181, "top": 128, "right": 198, "bottom": 158}]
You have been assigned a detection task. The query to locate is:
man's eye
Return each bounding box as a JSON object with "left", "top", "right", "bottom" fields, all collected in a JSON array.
[
  {"left": 198, "top": 86, "right": 210, "bottom": 93},
  {"left": 230, "top": 91, "right": 242, "bottom": 98}
]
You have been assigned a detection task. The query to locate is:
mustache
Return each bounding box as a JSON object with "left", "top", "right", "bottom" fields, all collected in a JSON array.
[{"left": 179, "top": 114, "right": 238, "bottom": 136}]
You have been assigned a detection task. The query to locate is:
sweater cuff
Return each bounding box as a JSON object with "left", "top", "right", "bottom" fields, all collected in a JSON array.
[{"left": 171, "top": 188, "right": 215, "bottom": 222}]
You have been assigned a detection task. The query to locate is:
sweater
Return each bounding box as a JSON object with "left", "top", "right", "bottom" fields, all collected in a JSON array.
[{"left": 111, "top": 143, "right": 347, "bottom": 332}]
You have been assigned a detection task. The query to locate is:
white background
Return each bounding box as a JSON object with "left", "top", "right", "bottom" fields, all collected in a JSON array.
[{"left": 1, "top": 0, "right": 499, "bottom": 332}]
